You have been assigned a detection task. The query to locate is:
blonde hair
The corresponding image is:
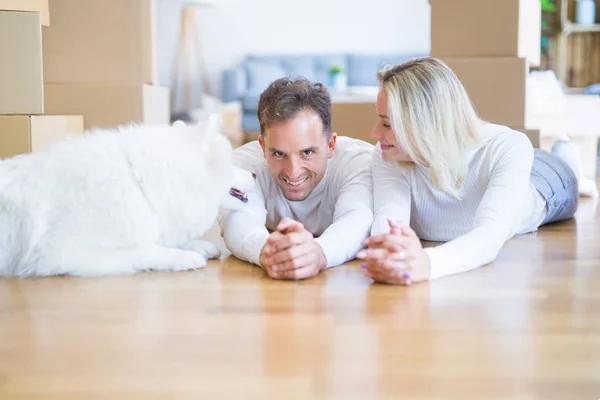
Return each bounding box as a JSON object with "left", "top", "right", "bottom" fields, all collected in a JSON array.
[{"left": 377, "top": 56, "right": 483, "bottom": 198}]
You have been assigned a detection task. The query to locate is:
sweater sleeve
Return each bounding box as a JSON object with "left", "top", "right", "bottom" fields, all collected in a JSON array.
[
  {"left": 219, "top": 184, "right": 270, "bottom": 267},
  {"left": 314, "top": 146, "right": 374, "bottom": 268},
  {"left": 371, "top": 145, "right": 412, "bottom": 236},
  {"left": 218, "top": 146, "right": 270, "bottom": 267},
  {"left": 423, "top": 133, "right": 536, "bottom": 280}
]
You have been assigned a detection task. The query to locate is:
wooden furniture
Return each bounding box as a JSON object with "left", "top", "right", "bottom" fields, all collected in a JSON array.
[
  {"left": 553, "top": 0, "right": 600, "bottom": 88},
  {"left": 0, "top": 196, "right": 599, "bottom": 399}
]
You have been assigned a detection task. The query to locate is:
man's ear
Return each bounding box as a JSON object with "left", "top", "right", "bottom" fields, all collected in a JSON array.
[
  {"left": 258, "top": 134, "right": 266, "bottom": 154},
  {"left": 327, "top": 132, "right": 337, "bottom": 158}
]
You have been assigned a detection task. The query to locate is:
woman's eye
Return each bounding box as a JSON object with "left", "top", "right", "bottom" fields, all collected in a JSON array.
[{"left": 383, "top": 124, "right": 391, "bottom": 128}]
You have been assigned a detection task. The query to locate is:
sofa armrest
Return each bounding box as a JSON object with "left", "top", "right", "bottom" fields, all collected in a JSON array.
[{"left": 221, "top": 67, "right": 247, "bottom": 102}]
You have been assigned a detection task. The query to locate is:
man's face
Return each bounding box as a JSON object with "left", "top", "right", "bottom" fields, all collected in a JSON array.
[{"left": 259, "top": 109, "right": 336, "bottom": 201}]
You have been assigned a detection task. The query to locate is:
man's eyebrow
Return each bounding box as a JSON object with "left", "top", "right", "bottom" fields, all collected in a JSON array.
[{"left": 267, "top": 147, "right": 319, "bottom": 153}]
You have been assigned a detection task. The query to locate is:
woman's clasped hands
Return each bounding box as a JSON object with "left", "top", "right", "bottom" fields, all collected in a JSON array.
[{"left": 357, "top": 219, "right": 431, "bottom": 286}]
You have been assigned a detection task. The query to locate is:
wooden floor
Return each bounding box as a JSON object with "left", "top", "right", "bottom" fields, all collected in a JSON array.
[{"left": 1, "top": 200, "right": 600, "bottom": 399}]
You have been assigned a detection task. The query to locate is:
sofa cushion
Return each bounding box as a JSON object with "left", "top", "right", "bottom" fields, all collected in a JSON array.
[
  {"left": 247, "top": 54, "right": 348, "bottom": 86},
  {"left": 247, "top": 55, "right": 317, "bottom": 82},
  {"left": 221, "top": 67, "right": 247, "bottom": 102},
  {"left": 346, "top": 55, "right": 385, "bottom": 86},
  {"left": 244, "top": 59, "right": 288, "bottom": 95},
  {"left": 242, "top": 93, "right": 261, "bottom": 113},
  {"left": 347, "top": 54, "right": 428, "bottom": 86},
  {"left": 242, "top": 112, "right": 261, "bottom": 133},
  {"left": 280, "top": 56, "right": 316, "bottom": 82}
]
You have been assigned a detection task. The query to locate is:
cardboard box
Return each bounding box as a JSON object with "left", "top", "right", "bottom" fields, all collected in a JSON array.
[
  {"left": 42, "top": 0, "right": 157, "bottom": 85},
  {"left": 0, "top": 115, "right": 83, "bottom": 159},
  {"left": 331, "top": 101, "right": 377, "bottom": 145},
  {"left": 510, "top": 127, "right": 540, "bottom": 148},
  {"left": 43, "top": 84, "right": 170, "bottom": 130},
  {"left": 0, "top": 11, "right": 44, "bottom": 115},
  {"left": 219, "top": 102, "right": 244, "bottom": 148},
  {"left": 0, "top": 0, "right": 49, "bottom": 26},
  {"left": 430, "top": 0, "right": 541, "bottom": 66},
  {"left": 442, "top": 57, "right": 528, "bottom": 127}
]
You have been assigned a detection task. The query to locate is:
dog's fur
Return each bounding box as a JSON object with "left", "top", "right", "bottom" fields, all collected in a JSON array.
[{"left": 0, "top": 116, "right": 255, "bottom": 277}]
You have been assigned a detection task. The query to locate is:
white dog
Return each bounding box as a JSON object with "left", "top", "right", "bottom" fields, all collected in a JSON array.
[{"left": 0, "top": 115, "right": 255, "bottom": 277}]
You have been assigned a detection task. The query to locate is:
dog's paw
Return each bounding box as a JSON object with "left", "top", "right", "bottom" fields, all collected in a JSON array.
[
  {"left": 185, "top": 240, "right": 221, "bottom": 260},
  {"left": 168, "top": 250, "right": 208, "bottom": 271}
]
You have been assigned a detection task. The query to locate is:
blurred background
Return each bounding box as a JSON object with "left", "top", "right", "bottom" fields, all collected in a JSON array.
[{"left": 1, "top": 0, "right": 600, "bottom": 185}]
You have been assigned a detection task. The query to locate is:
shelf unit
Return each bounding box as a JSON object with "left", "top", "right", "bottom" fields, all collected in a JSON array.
[{"left": 553, "top": 0, "right": 600, "bottom": 88}]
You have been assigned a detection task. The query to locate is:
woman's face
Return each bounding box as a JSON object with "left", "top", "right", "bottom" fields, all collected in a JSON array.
[{"left": 371, "top": 89, "right": 412, "bottom": 162}]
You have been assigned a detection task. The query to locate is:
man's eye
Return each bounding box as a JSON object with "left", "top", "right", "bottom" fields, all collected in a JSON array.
[
  {"left": 274, "top": 152, "right": 284, "bottom": 158},
  {"left": 303, "top": 150, "right": 314, "bottom": 156}
]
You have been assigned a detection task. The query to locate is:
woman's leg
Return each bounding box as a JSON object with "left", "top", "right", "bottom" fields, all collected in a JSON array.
[
  {"left": 551, "top": 135, "right": 582, "bottom": 183},
  {"left": 530, "top": 146, "right": 579, "bottom": 226},
  {"left": 552, "top": 135, "right": 598, "bottom": 197}
]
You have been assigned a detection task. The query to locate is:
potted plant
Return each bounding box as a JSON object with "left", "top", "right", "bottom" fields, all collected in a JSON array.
[
  {"left": 541, "top": 0, "right": 557, "bottom": 57},
  {"left": 329, "top": 63, "right": 347, "bottom": 89}
]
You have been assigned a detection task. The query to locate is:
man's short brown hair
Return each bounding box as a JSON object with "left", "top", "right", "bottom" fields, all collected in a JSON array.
[{"left": 257, "top": 77, "right": 332, "bottom": 139}]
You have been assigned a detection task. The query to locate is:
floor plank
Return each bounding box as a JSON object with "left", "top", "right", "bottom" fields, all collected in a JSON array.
[{"left": 1, "top": 198, "right": 599, "bottom": 399}]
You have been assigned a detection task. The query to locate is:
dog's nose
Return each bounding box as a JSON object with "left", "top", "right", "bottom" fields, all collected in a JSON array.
[{"left": 252, "top": 172, "right": 257, "bottom": 180}]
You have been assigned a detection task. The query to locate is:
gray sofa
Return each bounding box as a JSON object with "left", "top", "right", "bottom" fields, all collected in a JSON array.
[{"left": 221, "top": 53, "right": 428, "bottom": 132}]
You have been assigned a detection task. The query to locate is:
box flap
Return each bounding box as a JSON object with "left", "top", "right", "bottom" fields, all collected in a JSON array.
[
  {"left": 0, "top": 0, "right": 49, "bottom": 26},
  {"left": 0, "top": 116, "right": 33, "bottom": 158}
]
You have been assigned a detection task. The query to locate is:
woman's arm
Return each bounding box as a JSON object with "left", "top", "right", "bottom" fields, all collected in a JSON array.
[
  {"left": 371, "top": 145, "right": 412, "bottom": 236},
  {"left": 424, "top": 133, "right": 535, "bottom": 280},
  {"left": 359, "top": 132, "right": 537, "bottom": 284}
]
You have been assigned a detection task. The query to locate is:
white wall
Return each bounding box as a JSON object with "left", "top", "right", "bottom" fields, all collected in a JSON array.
[{"left": 157, "top": 0, "right": 431, "bottom": 110}]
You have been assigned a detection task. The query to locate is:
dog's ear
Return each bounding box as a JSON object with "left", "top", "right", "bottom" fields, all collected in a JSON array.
[{"left": 203, "top": 113, "right": 220, "bottom": 141}]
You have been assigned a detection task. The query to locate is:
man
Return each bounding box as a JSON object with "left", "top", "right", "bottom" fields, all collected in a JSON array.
[{"left": 219, "top": 77, "right": 374, "bottom": 280}]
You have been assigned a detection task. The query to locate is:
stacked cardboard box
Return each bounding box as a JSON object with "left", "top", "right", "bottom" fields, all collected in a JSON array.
[
  {"left": 429, "top": 0, "right": 542, "bottom": 147},
  {"left": 41, "top": 0, "right": 170, "bottom": 130},
  {"left": 0, "top": 1, "right": 84, "bottom": 159}
]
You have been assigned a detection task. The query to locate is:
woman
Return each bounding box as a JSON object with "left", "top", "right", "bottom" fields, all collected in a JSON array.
[{"left": 357, "top": 57, "right": 581, "bottom": 286}]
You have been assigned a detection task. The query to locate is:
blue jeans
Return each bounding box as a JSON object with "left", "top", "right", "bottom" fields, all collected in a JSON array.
[{"left": 530, "top": 148, "right": 579, "bottom": 226}]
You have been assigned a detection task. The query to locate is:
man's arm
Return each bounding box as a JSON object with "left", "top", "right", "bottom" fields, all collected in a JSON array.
[
  {"left": 314, "top": 148, "right": 375, "bottom": 268},
  {"left": 218, "top": 145, "right": 271, "bottom": 267},
  {"left": 219, "top": 184, "right": 270, "bottom": 267}
]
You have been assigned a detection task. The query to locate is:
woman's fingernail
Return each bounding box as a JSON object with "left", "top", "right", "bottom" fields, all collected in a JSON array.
[
  {"left": 361, "top": 263, "right": 367, "bottom": 269},
  {"left": 402, "top": 272, "right": 411, "bottom": 279}
]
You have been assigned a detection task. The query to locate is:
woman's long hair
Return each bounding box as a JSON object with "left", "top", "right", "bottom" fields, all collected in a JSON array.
[{"left": 378, "top": 57, "right": 483, "bottom": 198}]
